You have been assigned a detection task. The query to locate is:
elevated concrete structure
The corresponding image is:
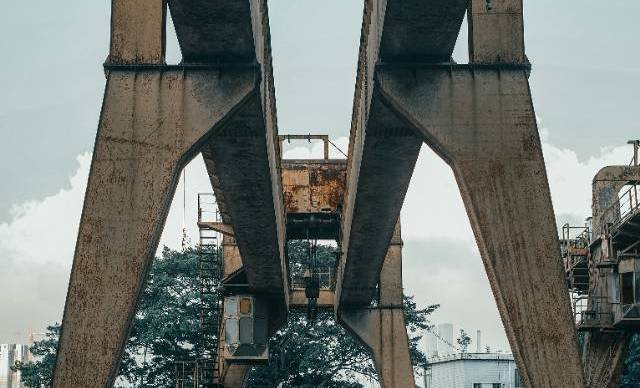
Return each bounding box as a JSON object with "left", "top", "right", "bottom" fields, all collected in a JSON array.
[
  {"left": 341, "top": 222, "right": 414, "bottom": 388},
  {"left": 338, "top": 1, "right": 585, "bottom": 387},
  {"left": 53, "top": 1, "right": 591, "bottom": 387},
  {"left": 337, "top": 0, "right": 468, "bottom": 308},
  {"left": 53, "top": 1, "right": 284, "bottom": 387}
]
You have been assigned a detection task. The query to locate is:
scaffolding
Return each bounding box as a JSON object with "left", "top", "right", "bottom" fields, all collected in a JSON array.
[
  {"left": 561, "top": 223, "right": 591, "bottom": 295},
  {"left": 196, "top": 193, "right": 224, "bottom": 387},
  {"left": 175, "top": 194, "right": 224, "bottom": 388}
]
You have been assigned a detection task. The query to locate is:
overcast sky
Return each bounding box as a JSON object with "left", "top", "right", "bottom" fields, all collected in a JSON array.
[{"left": 1, "top": 0, "right": 639, "bottom": 360}]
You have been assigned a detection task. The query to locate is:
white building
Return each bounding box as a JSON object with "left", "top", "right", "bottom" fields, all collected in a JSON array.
[
  {"left": 0, "top": 344, "right": 31, "bottom": 388},
  {"left": 424, "top": 353, "right": 522, "bottom": 388}
]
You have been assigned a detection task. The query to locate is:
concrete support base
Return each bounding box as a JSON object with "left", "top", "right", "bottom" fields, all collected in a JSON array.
[
  {"left": 341, "top": 309, "right": 414, "bottom": 388},
  {"left": 339, "top": 222, "right": 415, "bottom": 388},
  {"left": 377, "top": 67, "right": 585, "bottom": 387},
  {"left": 221, "top": 364, "right": 250, "bottom": 388}
]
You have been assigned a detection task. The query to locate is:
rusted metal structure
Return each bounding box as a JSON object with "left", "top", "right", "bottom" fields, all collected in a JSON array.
[
  {"left": 561, "top": 142, "right": 640, "bottom": 387},
  {"left": 54, "top": 1, "right": 590, "bottom": 387}
]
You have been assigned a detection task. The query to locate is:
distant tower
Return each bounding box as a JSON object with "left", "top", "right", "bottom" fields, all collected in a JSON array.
[
  {"left": 425, "top": 331, "right": 438, "bottom": 358},
  {"left": 437, "top": 323, "right": 454, "bottom": 355},
  {"left": 476, "top": 330, "right": 482, "bottom": 353}
]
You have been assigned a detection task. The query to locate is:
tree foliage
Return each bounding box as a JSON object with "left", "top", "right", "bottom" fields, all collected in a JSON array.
[
  {"left": 456, "top": 329, "right": 471, "bottom": 354},
  {"left": 621, "top": 333, "right": 640, "bottom": 387},
  {"left": 245, "top": 294, "right": 437, "bottom": 388},
  {"left": 12, "top": 324, "right": 60, "bottom": 387},
  {"left": 14, "top": 244, "right": 437, "bottom": 387}
]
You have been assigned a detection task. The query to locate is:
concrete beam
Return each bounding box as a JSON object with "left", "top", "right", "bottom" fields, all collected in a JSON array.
[
  {"left": 173, "top": 0, "right": 287, "bottom": 314},
  {"left": 52, "top": 69, "right": 258, "bottom": 388},
  {"left": 379, "top": 0, "right": 468, "bottom": 62},
  {"left": 201, "top": 95, "right": 286, "bottom": 296},
  {"left": 340, "top": 222, "right": 414, "bottom": 388},
  {"left": 337, "top": 95, "right": 421, "bottom": 306},
  {"left": 376, "top": 66, "right": 585, "bottom": 388},
  {"left": 109, "top": 0, "right": 166, "bottom": 64},
  {"left": 168, "top": 0, "right": 256, "bottom": 63},
  {"left": 222, "top": 364, "right": 250, "bottom": 388},
  {"left": 337, "top": 0, "right": 466, "bottom": 309},
  {"left": 289, "top": 289, "right": 334, "bottom": 310}
]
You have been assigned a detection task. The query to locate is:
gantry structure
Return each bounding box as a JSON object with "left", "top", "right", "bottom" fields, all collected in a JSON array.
[
  {"left": 562, "top": 141, "right": 640, "bottom": 387},
  {"left": 52, "top": 1, "right": 598, "bottom": 387}
]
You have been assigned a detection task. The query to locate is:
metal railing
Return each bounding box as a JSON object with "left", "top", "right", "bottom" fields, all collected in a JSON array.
[
  {"left": 600, "top": 184, "right": 639, "bottom": 234},
  {"left": 572, "top": 295, "right": 613, "bottom": 328},
  {"left": 197, "top": 193, "right": 221, "bottom": 225},
  {"left": 290, "top": 269, "right": 333, "bottom": 290}
]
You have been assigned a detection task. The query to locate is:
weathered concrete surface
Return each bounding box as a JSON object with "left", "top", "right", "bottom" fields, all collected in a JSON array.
[
  {"left": 289, "top": 289, "right": 334, "bottom": 310},
  {"left": 340, "top": 222, "right": 414, "bottom": 388},
  {"left": 52, "top": 69, "right": 258, "bottom": 388},
  {"left": 337, "top": 95, "right": 421, "bottom": 306},
  {"left": 336, "top": 0, "right": 466, "bottom": 308},
  {"left": 377, "top": 67, "right": 585, "bottom": 387},
  {"left": 468, "top": 0, "right": 527, "bottom": 64},
  {"left": 338, "top": 1, "right": 584, "bottom": 385},
  {"left": 378, "top": 0, "right": 468, "bottom": 62},
  {"left": 172, "top": 0, "right": 288, "bottom": 319},
  {"left": 109, "top": 0, "right": 166, "bottom": 64},
  {"left": 200, "top": 92, "right": 285, "bottom": 297},
  {"left": 169, "top": 0, "right": 256, "bottom": 63},
  {"left": 222, "top": 364, "right": 250, "bottom": 388}
]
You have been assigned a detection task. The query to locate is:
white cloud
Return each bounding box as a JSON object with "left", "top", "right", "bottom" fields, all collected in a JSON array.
[
  {"left": 0, "top": 152, "right": 90, "bottom": 269},
  {"left": 401, "top": 136, "right": 636, "bottom": 353},
  {"left": 0, "top": 133, "right": 635, "bottom": 349}
]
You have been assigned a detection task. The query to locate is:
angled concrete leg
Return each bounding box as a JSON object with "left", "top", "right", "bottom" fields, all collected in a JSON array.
[
  {"left": 52, "top": 67, "right": 257, "bottom": 387},
  {"left": 378, "top": 67, "right": 585, "bottom": 387},
  {"left": 340, "top": 223, "right": 414, "bottom": 388},
  {"left": 222, "top": 364, "right": 250, "bottom": 388}
]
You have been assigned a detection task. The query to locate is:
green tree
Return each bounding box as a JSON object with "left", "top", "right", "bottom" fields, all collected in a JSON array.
[
  {"left": 12, "top": 324, "right": 60, "bottom": 387},
  {"left": 621, "top": 333, "right": 640, "bottom": 387},
  {"left": 15, "top": 244, "right": 437, "bottom": 387},
  {"left": 245, "top": 294, "right": 437, "bottom": 388},
  {"left": 456, "top": 329, "right": 471, "bottom": 354}
]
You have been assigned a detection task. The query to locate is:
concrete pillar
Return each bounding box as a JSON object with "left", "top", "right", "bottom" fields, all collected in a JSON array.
[
  {"left": 340, "top": 222, "right": 415, "bottom": 388},
  {"left": 52, "top": 69, "right": 258, "bottom": 387},
  {"left": 109, "top": 0, "right": 166, "bottom": 64},
  {"left": 221, "top": 364, "right": 250, "bottom": 388},
  {"left": 223, "top": 234, "right": 243, "bottom": 277},
  {"left": 376, "top": 65, "right": 585, "bottom": 387},
  {"left": 468, "top": 0, "right": 526, "bottom": 64}
]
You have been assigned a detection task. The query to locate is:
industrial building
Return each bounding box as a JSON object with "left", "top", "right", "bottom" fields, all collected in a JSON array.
[
  {"left": 0, "top": 344, "right": 30, "bottom": 388},
  {"left": 561, "top": 140, "right": 640, "bottom": 385},
  {"left": 424, "top": 353, "right": 521, "bottom": 388}
]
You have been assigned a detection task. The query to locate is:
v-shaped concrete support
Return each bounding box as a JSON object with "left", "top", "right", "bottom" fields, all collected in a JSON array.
[
  {"left": 52, "top": 68, "right": 258, "bottom": 387},
  {"left": 376, "top": 66, "right": 585, "bottom": 387}
]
